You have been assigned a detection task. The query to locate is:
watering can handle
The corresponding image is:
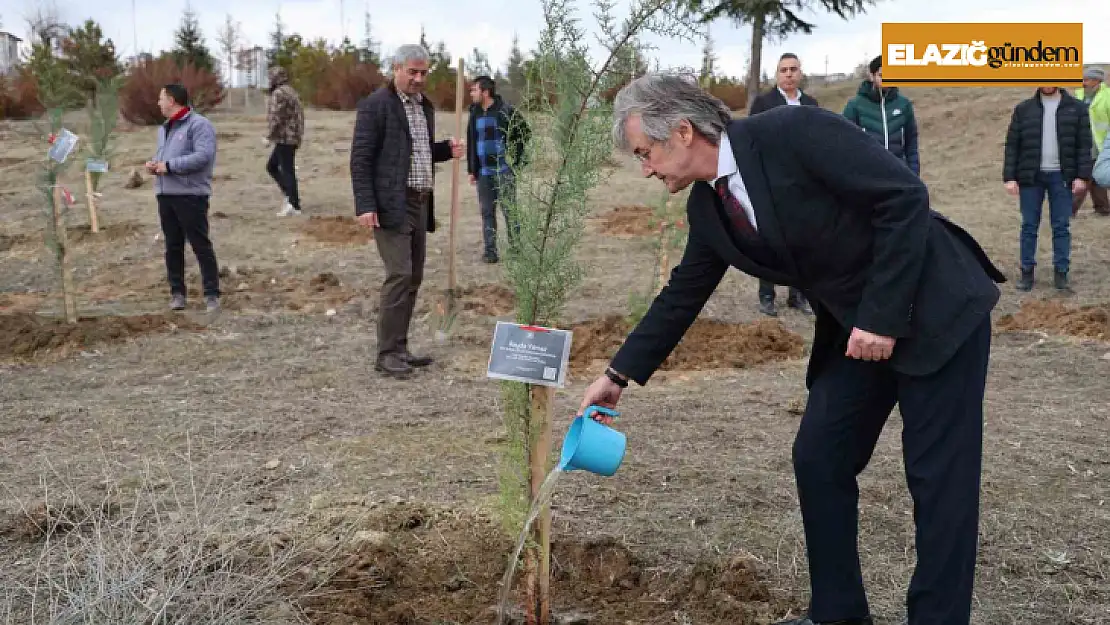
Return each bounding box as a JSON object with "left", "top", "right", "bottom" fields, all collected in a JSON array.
[{"left": 583, "top": 405, "right": 620, "bottom": 420}]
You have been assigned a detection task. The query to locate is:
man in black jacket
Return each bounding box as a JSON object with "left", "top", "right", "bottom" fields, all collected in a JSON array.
[
  {"left": 578, "top": 74, "right": 1006, "bottom": 625},
  {"left": 350, "top": 43, "right": 464, "bottom": 377},
  {"left": 747, "top": 52, "right": 817, "bottom": 317},
  {"left": 466, "top": 75, "right": 530, "bottom": 263},
  {"left": 1003, "top": 87, "right": 1092, "bottom": 291}
]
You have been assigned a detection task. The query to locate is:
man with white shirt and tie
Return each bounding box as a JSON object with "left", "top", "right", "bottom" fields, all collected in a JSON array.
[
  {"left": 574, "top": 74, "right": 1007, "bottom": 625},
  {"left": 748, "top": 52, "right": 818, "bottom": 317}
]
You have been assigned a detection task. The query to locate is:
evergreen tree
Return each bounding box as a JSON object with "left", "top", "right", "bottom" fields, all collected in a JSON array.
[
  {"left": 468, "top": 47, "right": 492, "bottom": 77},
  {"left": 61, "top": 20, "right": 123, "bottom": 100},
  {"left": 699, "top": 30, "right": 716, "bottom": 86},
  {"left": 360, "top": 10, "right": 380, "bottom": 65},
  {"left": 268, "top": 12, "right": 285, "bottom": 65},
  {"left": 506, "top": 33, "right": 526, "bottom": 92},
  {"left": 170, "top": 6, "right": 216, "bottom": 74}
]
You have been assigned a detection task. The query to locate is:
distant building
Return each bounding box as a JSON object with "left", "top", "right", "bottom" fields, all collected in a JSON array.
[
  {"left": 236, "top": 46, "right": 269, "bottom": 89},
  {"left": 0, "top": 31, "right": 22, "bottom": 76}
]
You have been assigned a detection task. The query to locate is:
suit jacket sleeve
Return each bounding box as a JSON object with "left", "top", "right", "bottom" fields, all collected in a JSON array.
[
  {"left": 781, "top": 107, "right": 931, "bottom": 339},
  {"left": 1077, "top": 105, "right": 1094, "bottom": 180},
  {"left": 609, "top": 225, "right": 729, "bottom": 385},
  {"left": 350, "top": 97, "right": 383, "bottom": 216},
  {"left": 433, "top": 139, "right": 453, "bottom": 163},
  {"left": 749, "top": 94, "right": 767, "bottom": 116}
]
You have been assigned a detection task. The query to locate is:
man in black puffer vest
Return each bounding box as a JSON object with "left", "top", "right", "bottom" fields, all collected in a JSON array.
[{"left": 1003, "top": 87, "right": 1092, "bottom": 291}]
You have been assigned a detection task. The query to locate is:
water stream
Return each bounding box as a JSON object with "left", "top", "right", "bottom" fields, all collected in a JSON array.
[{"left": 495, "top": 466, "right": 564, "bottom": 624}]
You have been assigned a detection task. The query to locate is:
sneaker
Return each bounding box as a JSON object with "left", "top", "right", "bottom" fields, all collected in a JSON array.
[
  {"left": 169, "top": 293, "right": 186, "bottom": 310},
  {"left": 277, "top": 200, "right": 302, "bottom": 217},
  {"left": 759, "top": 295, "right": 778, "bottom": 317},
  {"left": 205, "top": 296, "right": 220, "bottom": 312}
]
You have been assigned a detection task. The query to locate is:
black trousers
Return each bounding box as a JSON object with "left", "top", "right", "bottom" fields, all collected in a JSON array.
[
  {"left": 157, "top": 194, "right": 220, "bottom": 298},
  {"left": 266, "top": 143, "right": 300, "bottom": 209},
  {"left": 793, "top": 317, "right": 991, "bottom": 625}
]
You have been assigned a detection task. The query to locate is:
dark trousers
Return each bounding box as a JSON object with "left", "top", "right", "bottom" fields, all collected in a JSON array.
[
  {"left": 157, "top": 194, "right": 220, "bottom": 298},
  {"left": 759, "top": 279, "right": 804, "bottom": 303},
  {"left": 477, "top": 171, "right": 519, "bottom": 259},
  {"left": 266, "top": 143, "right": 300, "bottom": 209},
  {"left": 793, "top": 317, "right": 991, "bottom": 625},
  {"left": 373, "top": 190, "right": 428, "bottom": 358},
  {"left": 1072, "top": 180, "right": 1109, "bottom": 214},
  {"left": 1018, "top": 170, "right": 1072, "bottom": 272}
]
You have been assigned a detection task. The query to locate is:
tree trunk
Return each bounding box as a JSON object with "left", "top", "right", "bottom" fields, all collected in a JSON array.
[{"left": 746, "top": 13, "right": 765, "bottom": 112}]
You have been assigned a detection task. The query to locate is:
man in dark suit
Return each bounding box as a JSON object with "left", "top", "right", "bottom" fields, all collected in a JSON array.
[
  {"left": 350, "top": 43, "right": 464, "bottom": 377},
  {"left": 579, "top": 74, "right": 1006, "bottom": 625},
  {"left": 747, "top": 52, "right": 818, "bottom": 317}
]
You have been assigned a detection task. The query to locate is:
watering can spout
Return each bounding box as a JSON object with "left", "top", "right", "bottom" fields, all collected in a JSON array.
[{"left": 557, "top": 405, "right": 626, "bottom": 476}]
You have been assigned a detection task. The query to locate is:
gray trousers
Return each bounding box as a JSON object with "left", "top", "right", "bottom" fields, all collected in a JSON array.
[
  {"left": 477, "top": 172, "right": 519, "bottom": 258},
  {"left": 373, "top": 190, "right": 428, "bottom": 358}
]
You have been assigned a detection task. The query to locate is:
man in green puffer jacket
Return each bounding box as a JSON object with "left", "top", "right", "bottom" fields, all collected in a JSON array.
[{"left": 843, "top": 55, "right": 920, "bottom": 176}]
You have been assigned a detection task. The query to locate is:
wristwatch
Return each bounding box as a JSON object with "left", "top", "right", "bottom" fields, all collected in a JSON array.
[{"left": 604, "top": 366, "right": 628, "bottom": 388}]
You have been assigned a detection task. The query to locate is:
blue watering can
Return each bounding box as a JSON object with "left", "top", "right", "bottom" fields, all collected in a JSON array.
[{"left": 558, "top": 405, "right": 626, "bottom": 476}]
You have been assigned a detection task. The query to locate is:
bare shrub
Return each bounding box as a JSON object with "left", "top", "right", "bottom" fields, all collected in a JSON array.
[{"left": 120, "top": 57, "right": 225, "bottom": 125}]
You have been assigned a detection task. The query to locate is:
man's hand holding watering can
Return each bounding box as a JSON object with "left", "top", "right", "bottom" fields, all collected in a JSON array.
[{"left": 576, "top": 366, "right": 628, "bottom": 425}]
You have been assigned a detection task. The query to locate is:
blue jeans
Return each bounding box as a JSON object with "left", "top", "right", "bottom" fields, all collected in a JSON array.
[{"left": 1019, "top": 170, "right": 1072, "bottom": 272}]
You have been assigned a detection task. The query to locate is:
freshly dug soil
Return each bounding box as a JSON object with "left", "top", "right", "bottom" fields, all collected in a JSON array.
[
  {"left": 0, "top": 312, "right": 201, "bottom": 358},
  {"left": 569, "top": 315, "right": 805, "bottom": 373},
  {"left": 221, "top": 269, "right": 360, "bottom": 313},
  {"left": 290, "top": 502, "right": 798, "bottom": 624},
  {"left": 997, "top": 299, "right": 1110, "bottom": 340},
  {"left": 301, "top": 216, "right": 375, "bottom": 245},
  {"left": 460, "top": 284, "right": 516, "bottom": 317},
  {"left": 592, "top": 205, "right": 656, "bottom": 237}
]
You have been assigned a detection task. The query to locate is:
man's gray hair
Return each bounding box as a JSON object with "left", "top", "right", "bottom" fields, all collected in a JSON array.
[
  {"left": 612, "top": 73, "right": 734, "bottom": 151},
  {"left": 391, "top": 44, "right": 430, "bottom": 70}
]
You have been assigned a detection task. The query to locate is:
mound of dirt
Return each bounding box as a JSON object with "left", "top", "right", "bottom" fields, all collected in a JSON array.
[
  {"left": 569, "top": 315, "right": 805, "bottom": 373},
  {"left": 301, "top": 216, "right": 374, "bottom": 245},
  {"left": 0, "top": 312, "right": 202, "bottom": 359},
  {"left": 460, "top": 284, "right": 516, "bottom": 316},
  {"left": 997, "top": 299, "right": 1110, "bottom": 340},
  {"left": 223, "top": 270, "right": 360, "bottom": 313},
  {"left": 288, "top": 503, "right": 796, "bottom": 624},
  {"left": 67, "top": 221, "right": 143, "bottom": 244},
  {"left": 592, "top": 205, "right": 655, "bottom": 237}
]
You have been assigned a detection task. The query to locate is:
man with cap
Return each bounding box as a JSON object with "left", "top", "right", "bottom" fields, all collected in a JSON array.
[
  {"left": 843, "top": 55, "right": 920, "bottom": 176},
  {"left": 1073, "top": 66, "right": 1110, "bottom": 216}
]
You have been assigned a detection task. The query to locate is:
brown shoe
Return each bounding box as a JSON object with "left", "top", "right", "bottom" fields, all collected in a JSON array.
[
  {"left": 375, "top": 353, "right": 413, "bottom": 377},
  {"left": 401, "top": 351, "right": 433, "bottom": 367}
]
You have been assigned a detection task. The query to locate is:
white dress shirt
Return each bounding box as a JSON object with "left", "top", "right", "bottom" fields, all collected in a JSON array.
[{"left": 711, "top": 132, "right": 759, "bottom": 232}]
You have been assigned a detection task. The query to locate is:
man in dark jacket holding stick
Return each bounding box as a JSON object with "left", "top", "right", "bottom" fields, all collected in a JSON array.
[
  {"left": 350, "top": 43, "right": 464, "bottom": 378},
  {"left": 576, "top": 74, "right": 1006, "bottom": 625}
]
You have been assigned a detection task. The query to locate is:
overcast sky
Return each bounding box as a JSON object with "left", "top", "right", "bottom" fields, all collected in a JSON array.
[{"left": 4, "top": 0, "right": 1107, "bottom": 79}]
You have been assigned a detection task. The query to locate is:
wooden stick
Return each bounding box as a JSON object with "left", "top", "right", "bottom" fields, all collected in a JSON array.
[
  {"left": 85, "top": 170, "right": 99, "bottom": 234},
  {"left": 447, "top": 57, "right": 465, "bottom": 309},
  {"left": 52, "top": 185, "right": 77, "bottom": 323},
  {"left": 525, "top": 384, "right": 554, "bottom": 624}
]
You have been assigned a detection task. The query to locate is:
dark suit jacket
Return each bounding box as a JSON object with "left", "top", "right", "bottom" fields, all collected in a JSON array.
[
  {"left": 610, "top": 105, "right": 1006, "bottom": 388},
  {"left": 749, "top": 88, "right": 819, "bottom": 115},
  {"left": 350, "top": 81, "right": 454, "bottom": 232}
]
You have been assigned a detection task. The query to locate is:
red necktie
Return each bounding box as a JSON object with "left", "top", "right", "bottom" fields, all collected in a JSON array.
[{"left": 715, "top": 177, "right": 755, "bottom": 236}]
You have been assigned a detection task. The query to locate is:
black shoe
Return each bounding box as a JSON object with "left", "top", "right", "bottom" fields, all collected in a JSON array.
[
  {"left": 759, "top": 295, "right": 778, "bottom": 317},
  {"left": 375, "top": 354, "right": 413, "bottom": 377},
  {"left": 773, "top": 616, "right": 874, "bottom": 625},
  {"left": 483, "top": 253, "right": 499, "bottom": 264},
  {"left": 1016, "top": 267, "right": 1033, "bottom": 292},
  {"left": 400, "top": 351, "right": 433, "bottom": 367},
  {"left": 1054, "top": 269, "right": 1071, "bottom": 291},
  {"left": 787, "top": 291, "right": 813, "bottom": 315}
]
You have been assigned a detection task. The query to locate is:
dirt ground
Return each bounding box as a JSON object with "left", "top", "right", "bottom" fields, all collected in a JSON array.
[{"left": 2, "top": 82, "right": 1110, "bottom": 624}]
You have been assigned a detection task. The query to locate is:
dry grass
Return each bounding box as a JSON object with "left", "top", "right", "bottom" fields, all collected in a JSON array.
[{"left": 1, "top": 82, "right": 1109, "bottom": 623}]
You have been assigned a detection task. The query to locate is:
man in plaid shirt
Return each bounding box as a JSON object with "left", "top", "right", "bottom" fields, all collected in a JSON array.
[
  {"left": 466, "top": 75, "right": 530, "bottom": 263},
  {"left": 350, "top": 44, "right": 464, "bottom": 377}
]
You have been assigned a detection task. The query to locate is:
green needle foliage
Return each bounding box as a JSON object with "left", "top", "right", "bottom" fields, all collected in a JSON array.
[
  {"left": 493, "top": 0, "right": 700, "bottom": 536},
  {"left": 85, "top": 76, "right": 123, "bottom": 192}
]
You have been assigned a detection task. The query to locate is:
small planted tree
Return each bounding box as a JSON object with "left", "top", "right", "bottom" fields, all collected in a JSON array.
[
  {"left": 83, "top": 76, "right": 122, "bottom": 233},
  {"left": 494, "top": 0, "right": 697, "bottom": 621}
]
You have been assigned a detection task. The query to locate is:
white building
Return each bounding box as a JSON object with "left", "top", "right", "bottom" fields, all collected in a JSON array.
[
  {"left": 0, "top": 31, "right": 22, "bottom": 76},
  {"left": 236, "top": 46, "right": 269, "bottom": 89}
]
